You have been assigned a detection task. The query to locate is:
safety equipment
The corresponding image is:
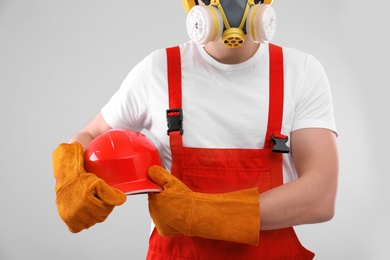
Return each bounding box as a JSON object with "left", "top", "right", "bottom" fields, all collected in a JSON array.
[
  {"left": 148, "top": 166, "right": 260, "bottom": 245},
  {"left": 183, "top": 0, "right": 276, "bottom": 48},
  {"left": 84, "top": 129, "right": 163, "bottom": 195},
  {"left": 52, "top": 142, "right": 127, "bottom": 233}
]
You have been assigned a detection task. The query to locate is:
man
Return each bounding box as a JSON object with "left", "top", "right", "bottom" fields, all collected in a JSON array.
[{"left": 53, "top": 0, "right": 338, "bottom": 259}]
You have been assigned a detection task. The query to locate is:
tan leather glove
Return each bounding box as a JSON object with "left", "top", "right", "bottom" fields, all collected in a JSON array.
[
  {"left": 148, "top": 166, "right": 260, "bottom": 245},
  {"left": 52, "top": 142, "right": 126, "bottom": 233}
]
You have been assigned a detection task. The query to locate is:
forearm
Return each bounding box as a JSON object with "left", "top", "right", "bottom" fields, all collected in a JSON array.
[
  {"left": 68, "top": 112, "right": 112, "bottom": 150},
  {"left": 259, "top": 175, "right": 336, "bottom": 230},
  {"left": 69, "top": 131, "right": 94, "bottom": 150}
]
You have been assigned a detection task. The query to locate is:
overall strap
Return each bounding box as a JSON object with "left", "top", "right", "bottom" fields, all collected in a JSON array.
[
  {"left": 167, "top": 46, "right": 182, "bottom": 111},
  {"left": 166, "top": 46, "right": 184, "bottom": 179},
  {"left": 266, "top": 44, "right": 289, "bottom": 153},
  {"left": 266, "top": 44, "right": 287, "bottom": 189}
]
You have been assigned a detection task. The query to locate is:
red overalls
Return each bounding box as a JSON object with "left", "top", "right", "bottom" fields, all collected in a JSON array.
[{"left": 146, "top": 44, "right": 315, "bottom": 259}]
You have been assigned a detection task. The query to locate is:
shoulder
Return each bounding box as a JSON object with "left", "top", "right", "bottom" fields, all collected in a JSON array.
[
  {"left": 133, "top": 41, "right": 196, "bottom": 76},
  {"left": 149, "top": 41, "right": 195, "bottom": 60},
  {"left": 280, "top": 45, "right": 326, "bottom": 76}
]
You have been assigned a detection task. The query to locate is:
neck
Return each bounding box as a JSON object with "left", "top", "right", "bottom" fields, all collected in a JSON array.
[{"left": 203, "top": 39, "right": 260, "bottom": 64}]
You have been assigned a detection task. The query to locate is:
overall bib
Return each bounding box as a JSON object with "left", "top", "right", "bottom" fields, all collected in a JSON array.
[{"left": 146, "top": 44, "right": 315, "bottom": 260}]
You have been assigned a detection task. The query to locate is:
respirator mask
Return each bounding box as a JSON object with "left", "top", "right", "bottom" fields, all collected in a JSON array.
[{"left": 183, "top": 0, "right": 276, "bottom": 48}]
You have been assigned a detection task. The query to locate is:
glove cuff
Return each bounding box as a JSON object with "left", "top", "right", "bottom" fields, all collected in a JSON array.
[
  {"left": 188, "top": 188, "right": 260, "bottom": 245},
  {"left": 52, "top": 142, "right": 85, "bottom": 192}
]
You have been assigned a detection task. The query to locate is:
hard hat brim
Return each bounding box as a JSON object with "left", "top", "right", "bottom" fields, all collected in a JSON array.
[{"left": 112, "top": 178, "right": 163, "bottom": 196}]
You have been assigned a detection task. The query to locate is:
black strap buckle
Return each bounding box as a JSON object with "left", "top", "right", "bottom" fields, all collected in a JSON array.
[
  {"left": 272, "top": 134, "right": 290, "bottom": 153},
  {"left": 166, "top": 108, "right": 183, "bottom": 135}
]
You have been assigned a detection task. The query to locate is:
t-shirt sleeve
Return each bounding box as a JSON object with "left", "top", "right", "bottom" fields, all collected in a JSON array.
[
  {"left": 292, "top": 54, "right": 338, "bottom": 135},
  {"left": 101, "top": 53, "right": 154, "bottom": 131}
]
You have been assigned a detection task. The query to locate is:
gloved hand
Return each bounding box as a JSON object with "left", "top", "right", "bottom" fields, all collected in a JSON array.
[
  {"left": 147, "top": 166, "right": 260, "bottom": 245},
  {"left": 52, "top": 142, "right": 126, "bottom": 233}
]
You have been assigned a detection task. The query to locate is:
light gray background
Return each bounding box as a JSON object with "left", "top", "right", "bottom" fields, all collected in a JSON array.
[{"left": 0, "top": 0, "right": 388, "bottom": 259}]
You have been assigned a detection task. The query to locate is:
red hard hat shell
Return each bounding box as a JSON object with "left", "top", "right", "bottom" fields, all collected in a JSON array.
[{"left": 84, "top": 129, "right": 163, "bottom": 195}]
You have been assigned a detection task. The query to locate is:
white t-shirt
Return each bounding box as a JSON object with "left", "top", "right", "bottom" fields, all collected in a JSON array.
[{"left": 101, "top": 41, "right": 337, "bottom": 183}]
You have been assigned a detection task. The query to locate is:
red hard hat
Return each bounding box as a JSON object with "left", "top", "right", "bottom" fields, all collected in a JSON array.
[{"left": 84, "top": 129, "right": 163, "bottom": 195}]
